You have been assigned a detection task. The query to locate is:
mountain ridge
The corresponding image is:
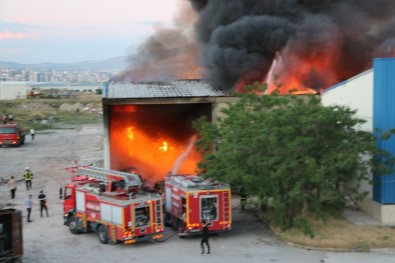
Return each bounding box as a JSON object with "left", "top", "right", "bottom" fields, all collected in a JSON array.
[{"left": 0, "top": 56, "right": 128, "bottom": 72}]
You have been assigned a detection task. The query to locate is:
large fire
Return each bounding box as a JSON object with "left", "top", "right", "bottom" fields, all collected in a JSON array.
[
  {"left": 235, "top": 49, "right": 339, "bottom": 95},
  {"left": 109, "top": 104, "right": 207, "bottom": 187}
]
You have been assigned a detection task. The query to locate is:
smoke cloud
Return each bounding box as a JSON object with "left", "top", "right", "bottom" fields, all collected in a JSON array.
[
  {"left": 189, "top": 0, "right": 395, "bottom": 93},
  {"left": 114, "top": 0, "right": 201, "bottom": 82}
]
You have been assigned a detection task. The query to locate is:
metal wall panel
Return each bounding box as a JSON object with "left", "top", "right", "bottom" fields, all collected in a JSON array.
[{"left": 373, "top": 58, "right": 395, "bottom": 204}]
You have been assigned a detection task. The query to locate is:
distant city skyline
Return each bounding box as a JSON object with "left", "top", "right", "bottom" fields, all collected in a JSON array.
[{"left": 0, "top": 0, "right": 180, "bottom": 64}]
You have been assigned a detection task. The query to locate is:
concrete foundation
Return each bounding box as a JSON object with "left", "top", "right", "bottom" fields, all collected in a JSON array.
[{"left": 358, "top": 197, "right": 395, "bottom": 226}]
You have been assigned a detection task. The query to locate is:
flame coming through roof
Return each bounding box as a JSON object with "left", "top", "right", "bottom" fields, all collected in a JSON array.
[{"left": 189, "top": 0, "right": 395, "bottom": 94}]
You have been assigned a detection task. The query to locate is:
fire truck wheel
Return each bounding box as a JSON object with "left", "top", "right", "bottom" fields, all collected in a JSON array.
[
  {"left": 68, "top": 216, "right": 81, "bottom": 234},
  {"left": 97, "top": 225, "right": 109, "bottom": 244}
]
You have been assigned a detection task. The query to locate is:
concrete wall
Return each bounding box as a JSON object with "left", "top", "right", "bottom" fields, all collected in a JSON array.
[
  {"left": 211, "top": 97, "right": 239, "bottom": 125},
  {"left": 0, "top": 82, "right": 28, "bottom": 100},
  {"left": 321, "top": 70, "right": 374, "bottom": 199},
  {"left": 321, "top": 69, "right": 374, "bottom": 132},
  {"left": 359, "top": 197, "right": 395, "bottom": 225}
]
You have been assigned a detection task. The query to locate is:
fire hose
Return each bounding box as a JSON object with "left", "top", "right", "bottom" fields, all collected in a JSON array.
[{"left": 154, "top": 231, "right": 179, "bottom": 242}]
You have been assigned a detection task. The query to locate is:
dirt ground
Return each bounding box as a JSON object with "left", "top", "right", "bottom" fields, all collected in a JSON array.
[{"left": 0, "top": 124, "right": 104, "bottom": 262}]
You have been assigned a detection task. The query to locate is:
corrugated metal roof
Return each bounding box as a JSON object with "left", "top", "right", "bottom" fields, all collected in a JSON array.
[{"left": 104, "top": 79, "right": 226, "bottom": 99}]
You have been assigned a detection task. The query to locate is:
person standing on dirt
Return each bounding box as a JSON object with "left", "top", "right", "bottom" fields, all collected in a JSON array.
[
  {"left": 38, "top": 190, "right": 49, "bottom": 217},
  {"left": 30, "top": 128, "right": 35, "bottom": 140},
  {"left": 23, "top": 167, "right": 34, "bottom": 190},
  {"left": 7, "top": 176, "right": 17, "bottom": 199},
  {"left": 200, "top": 220, "right": 210, "bottom": 255},
  {"left": 25, "top": 194, "right": 33, "bottom": 222}
]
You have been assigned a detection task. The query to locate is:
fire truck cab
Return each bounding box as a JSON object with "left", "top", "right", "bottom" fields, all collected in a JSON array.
[
  {"left": 62, "top": 166, "right": 164, "bottom": 245},
  {"left": 163, "top": 174, "right": 232, "bottom": 237},
  {"left": 0, "top": 124, "right": 25, "bottom": 147}
]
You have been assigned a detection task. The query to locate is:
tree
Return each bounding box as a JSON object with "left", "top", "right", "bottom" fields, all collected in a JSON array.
[{"left": 193, "top": 83, "right": 394, "bottom": 233}]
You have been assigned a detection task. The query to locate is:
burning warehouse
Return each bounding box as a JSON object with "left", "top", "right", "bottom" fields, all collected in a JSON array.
[
  {"left": 101, "top": 79, "right": 237, "bottom": 188},
  {"left": 99, "top": 0, "right": 395, "bottom": 223}
]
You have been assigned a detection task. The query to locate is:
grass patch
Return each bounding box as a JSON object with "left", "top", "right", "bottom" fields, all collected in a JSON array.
[
  {"left": 0, "top": 94, "right": 102, "bottom": 131},
  {"left": 54, "top": 111, "right": 102, "bottom": 125},
  {"left": 260, "top": 209, "right": 395, "bottom": 250}
]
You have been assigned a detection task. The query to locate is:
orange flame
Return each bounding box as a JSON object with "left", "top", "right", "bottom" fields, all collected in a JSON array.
[
  {"left": 109, "top": 105, "right": 202, "bottom": 187},
  {"left": 159, "top": 141, "right": 169, "bottom": 152},
  {"left": 236, "top": 43, "right": 342, "bottom": 95},
  {"left": 127, "top": 127, "right": 135, "bottom": 140}
]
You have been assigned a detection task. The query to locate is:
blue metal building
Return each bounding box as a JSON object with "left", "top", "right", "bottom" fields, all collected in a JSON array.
[{"left": 373, "top": 58, "right": 395, "bottom": 204}]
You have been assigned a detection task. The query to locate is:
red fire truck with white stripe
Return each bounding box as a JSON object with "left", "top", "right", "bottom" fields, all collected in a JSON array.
[
  {"left": 163, "top": 174, "right": 232, "bottom": 236},
  {"left": 62, "top": 166, "right": 164, "bottom": 244}
]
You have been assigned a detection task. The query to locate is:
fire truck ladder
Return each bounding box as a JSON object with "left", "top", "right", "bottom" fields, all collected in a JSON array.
[
  {"left": 223, "top": 190, "right": 231, "bottom": 223},
  {"left": 154, "top": 199, "right": 163, "bottom": 228},
  {"left": 77, "top": 166, "right": 142, "bottom": 188}
]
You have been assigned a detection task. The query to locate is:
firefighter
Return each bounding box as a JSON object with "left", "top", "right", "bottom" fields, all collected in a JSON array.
[
  {"left": 200, "top": 219, "right": 210, "bottom": 255},
  {"left": 23, "top": 167, "right": 34, "bottom": 190}
]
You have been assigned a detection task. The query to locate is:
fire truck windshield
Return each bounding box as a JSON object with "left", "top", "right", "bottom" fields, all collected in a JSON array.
[{"left": 0, "top": 127, "right": 16, "bottom": 134}]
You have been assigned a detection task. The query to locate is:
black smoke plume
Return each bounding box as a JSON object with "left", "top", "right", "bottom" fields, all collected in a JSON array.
[{"left": 188, "top": 0, "right": 395, "bottom": 92}]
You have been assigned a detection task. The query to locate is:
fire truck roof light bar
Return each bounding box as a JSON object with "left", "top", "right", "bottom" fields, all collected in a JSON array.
[{"left": 77, "top": 166, "right": 142, "bottom": 187}]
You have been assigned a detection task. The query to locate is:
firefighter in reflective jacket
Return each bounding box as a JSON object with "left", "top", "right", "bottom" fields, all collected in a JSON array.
[{"left": 23, "top": 167, "right": 34, "bottom": 190}]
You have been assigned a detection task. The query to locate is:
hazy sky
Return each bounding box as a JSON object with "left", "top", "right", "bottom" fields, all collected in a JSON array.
[{"left": 0, "top": 0, "right": 179, "bottom": 64}]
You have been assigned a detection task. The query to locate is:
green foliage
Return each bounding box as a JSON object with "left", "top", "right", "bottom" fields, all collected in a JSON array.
[
  {"left": 193, "top": 83, "right": 394, "bottom": 232},
  {"left": 294, "top": 217, "right": 315, "bottom": 238}
]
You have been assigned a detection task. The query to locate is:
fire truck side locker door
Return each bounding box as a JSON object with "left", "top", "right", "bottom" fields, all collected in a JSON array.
[
  {"left": 101, "top": 204, "right": 123, "bottom": 224},
  {"left": 76, "top": 191, "right": 86, "bottom": 213}
]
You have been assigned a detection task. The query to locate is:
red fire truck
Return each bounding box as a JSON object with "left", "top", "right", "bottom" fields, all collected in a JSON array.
[
  {"left": 62, "top": 166, "right": 164, "bottom": 245},
  {"left": 0, "top": 123, "right": 25, "bottom": 147},
  {"left": 163, "top": 174, "right": 232, "bottom": 237}
]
